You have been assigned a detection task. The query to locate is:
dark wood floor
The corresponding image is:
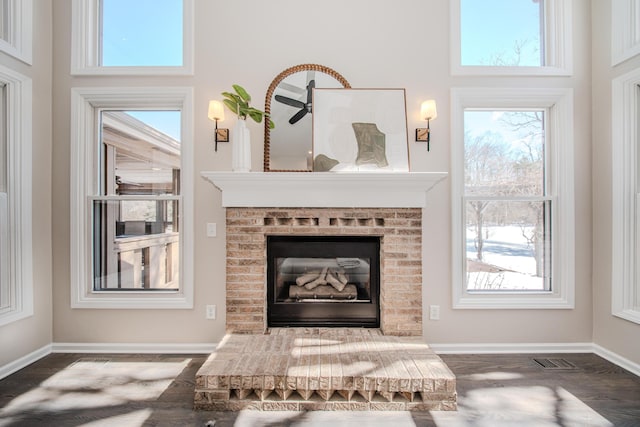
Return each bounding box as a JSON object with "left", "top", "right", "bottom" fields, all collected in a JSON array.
[{"left": 0, "top": 352, "right": 638, "bottom": 426}]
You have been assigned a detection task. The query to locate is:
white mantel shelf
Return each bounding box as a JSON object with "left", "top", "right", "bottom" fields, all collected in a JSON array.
[{"left": 200, "top": 172, "right": 448, "bottom": 208}]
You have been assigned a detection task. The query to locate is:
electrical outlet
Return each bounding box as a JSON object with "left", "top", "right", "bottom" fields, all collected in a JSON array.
[
  {"left": 206, "top": 223, "right": 217, "bottom": 237},
  {"left": 429, "top": 305, "right": 440, "bottom": 320},
  {"left": 206, "top": 304, "right": 216, "bottom": 319}
]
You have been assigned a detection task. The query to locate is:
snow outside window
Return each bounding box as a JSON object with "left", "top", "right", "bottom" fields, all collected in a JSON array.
[{"left": 463, "top": 109, "right": 551, "bottom": 293}]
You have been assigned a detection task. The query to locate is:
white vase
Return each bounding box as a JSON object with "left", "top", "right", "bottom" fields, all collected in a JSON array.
[{"left": 232, "top": 119, "right": 251, "bottom": 172}]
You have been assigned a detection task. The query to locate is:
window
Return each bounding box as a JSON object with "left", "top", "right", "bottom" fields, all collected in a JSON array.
[
  {"left": 612, "top": 0, "right": 640, "bottom": 65},
  {"left": 93, "top": 110, "right": 181, "bottom": 292},
  {"left": 71, "top": 0, "right": 194, "bottom": 75},
  {"left": 451, "top": 87, "right": 574, "bottom": 309},
  {"left": 0, "top": 65, "right": 33, "bottom": 325},
  {"left": 461, "top": 0, "right": 544, "bottom": 67},
  {"left": 0, "top": 0, "right": 32, "bottom": 64},
  {"left": 70, "top": 87, "right": 193, "bottom": 308},
  {"left": 463, "top": 110, "right": 551, "bottom": 292},
  {"left": 451, "top": 0, "right": 572, "bottom": 75},
  {"left": 100, "top": 0, "right": 183, "bottom": 67},
  {"left": 611, "top": 68, "right": 640, "bottom": 324}
]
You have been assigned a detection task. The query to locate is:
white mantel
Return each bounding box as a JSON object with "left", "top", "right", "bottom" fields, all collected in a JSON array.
[{"left": 200, "top": 172, "right": 447, "bottom": 208}]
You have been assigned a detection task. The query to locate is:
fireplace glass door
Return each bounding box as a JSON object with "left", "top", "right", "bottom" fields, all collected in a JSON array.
[{"left": 267, "top": 236, "right": 380, "bottom": 327}]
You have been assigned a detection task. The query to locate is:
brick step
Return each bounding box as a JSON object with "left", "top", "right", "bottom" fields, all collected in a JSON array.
[{"left": 194, "top": 328, "right": 457, "bottom": 411}]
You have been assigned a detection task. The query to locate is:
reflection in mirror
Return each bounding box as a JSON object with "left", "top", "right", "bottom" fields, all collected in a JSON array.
[
  {"left": 264, "top": 64, "right": 350, "bottom": 171},
  {"left": 95, "top": 110, "right": 181, "bottom": 291}
]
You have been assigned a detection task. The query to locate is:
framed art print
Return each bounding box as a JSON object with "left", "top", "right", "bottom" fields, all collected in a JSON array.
[{"left": 312, "top": 88, "right": 410, "bottom": 172}]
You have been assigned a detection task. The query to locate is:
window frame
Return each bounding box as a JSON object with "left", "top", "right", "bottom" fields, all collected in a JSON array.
[
  {"left": 0, "top": 0, "right": 32, "bottom": 64},
  {"left": 450, "top": 0, "right": 573, "bottom": 76},
  {"left": 612, "top": 0, "right": 640, "bottom": 66},
  {"left": 70, "top": 0, "right": 194, "bottom": 76},
  {"left": 0, "top": 64, "right": 33, "bottom": 326},
  {"left": 451, "top": 87, "right": 575, "bottom": 309},
  {"left": 611, "top": 68, "right": 640, "bottom": 324},
  {"left": 70, "top": 86, "right": 194, "bottom": 309}
]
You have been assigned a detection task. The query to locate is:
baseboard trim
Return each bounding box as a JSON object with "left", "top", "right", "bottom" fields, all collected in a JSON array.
[
  {"left": 3, "top": 341, "right": 638, "bottom": 381},
  {"left": 592, "top": 344, "right": 640, "bottom": 377},
  {"left": 428, "top": 342, "right": 594, "bottom": 354},
  {"left": 0, "top": 344, "right": 52, "bottom": 380},
  {"left": 429, "top": 342, "right": 640, "bottom": 377},
  {"left": 51, "top": 342, "right": 218, "bottom": 354}
]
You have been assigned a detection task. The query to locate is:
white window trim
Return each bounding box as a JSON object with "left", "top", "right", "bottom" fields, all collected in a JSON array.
[
  {"left": 70, "top": 86, "right": 194, "bottom": 309},
  {"left": 611, "top": 68, "right": 640, "bottom": 324},
  {"left": 0, "top": 0, "right": 32, "bottom": 65},
  {"left": 70, "top": 0, "right": 194, "bottom": 76},
  {"left": 450, "top": 0, "right": 573, "bottom": 76},
  {"left": 0, "top": 65, "right": 33, "bottom": 326},
  {"left": 612, "top": 0, "right": 640, "bottom": 66},
  {"left": 451, "top": 87, "right": 575, "bottom": 309},
  {"left": 0, "top": 193, "right": 8, "bottom": 313}
]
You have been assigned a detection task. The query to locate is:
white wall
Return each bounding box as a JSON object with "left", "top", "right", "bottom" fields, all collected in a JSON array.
[
  {"left": 49, "top": 0, "right": 595, "bottom": 348},
  {"left": 591, "top": 0, "right": 640, "bottom": 365},
  {"left": 0, "top": 0, "right": 53, "bottom": 368}
]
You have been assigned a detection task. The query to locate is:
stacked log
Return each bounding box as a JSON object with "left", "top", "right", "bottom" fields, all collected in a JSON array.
[{"left": 295, "top": 267, "right": 349, "bottom": 292}]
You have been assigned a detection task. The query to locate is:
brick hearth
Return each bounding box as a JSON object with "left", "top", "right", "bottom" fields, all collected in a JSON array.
[
  {"left": 225, "top": 207, "right": 423, "bottom": 336},
  {"left": 194, "top": 328, "right": 456, "bottom": 411}
]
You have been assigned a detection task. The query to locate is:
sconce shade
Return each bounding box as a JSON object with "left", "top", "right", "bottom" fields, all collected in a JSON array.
[
  {"left": 208, "top": 100, "right": 225, "bottom": 121},
  {"left": 420, "top": 100, "right": 437, "bottom": 121}
]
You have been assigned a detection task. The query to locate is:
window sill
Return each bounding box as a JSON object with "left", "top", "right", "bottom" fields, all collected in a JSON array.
[
  {"left": 454, "top": 292, "right": 574, "bottom": 310},
  {"left": 71, "top": 291, "right": 192, "bottom": 309},
  {"left": 0, "top": 309, "right": 34, "bottom": 327},
  {"left": 70, "top": 65, "right": 194, "bottom": 76},
  {"left": 613, "top": 309, "right": 640, "bottom": 325},
  {"left": 450, "top": 65, "right": 572, "bottom": 77}
]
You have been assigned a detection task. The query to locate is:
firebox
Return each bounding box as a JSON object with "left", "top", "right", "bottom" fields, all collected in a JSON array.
[{"left": 267, "top": 235, "right": 380, "bottom": 328}]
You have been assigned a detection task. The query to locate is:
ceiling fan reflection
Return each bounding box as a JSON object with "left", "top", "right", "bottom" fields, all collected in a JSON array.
[{"left": 274, "top": 79, "right": 315, "bottom": 124}]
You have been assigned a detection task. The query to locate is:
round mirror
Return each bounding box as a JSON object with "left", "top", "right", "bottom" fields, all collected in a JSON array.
[{"left": 264, "top": 64, "right": 351, "bottom": 172}]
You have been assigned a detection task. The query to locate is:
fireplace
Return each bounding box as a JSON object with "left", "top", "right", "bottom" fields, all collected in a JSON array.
[
  {"left": 223, "top": 207, "right": 425, "bottom": 336},
  {"left": 267, "top": 235, "right": 380, "bottom": 328},
  {"left": 198, "top": 172, "right": 454, "bottom": 412},
  {"left": 201, "top": 171, "right": 448, "bottom": 336}
]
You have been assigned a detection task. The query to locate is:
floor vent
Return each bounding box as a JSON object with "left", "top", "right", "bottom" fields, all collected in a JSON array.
[{"left": 533, "top": 358, "right": 578, "bottom": 370}]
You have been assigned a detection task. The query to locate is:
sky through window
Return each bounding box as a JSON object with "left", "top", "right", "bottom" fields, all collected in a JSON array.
[
  {"left": 101, "top": 0, "right": 183, "bottom": 67},
  {"left": 125, "top": 111, "right": 181, "bottom": 141},
  {"left": 461, "top": 0, "right": 544, "bottom": 67}
]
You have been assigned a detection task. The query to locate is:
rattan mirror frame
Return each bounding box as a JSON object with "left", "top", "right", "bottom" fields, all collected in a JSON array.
[{"left": 263, "top": 64, "right": 351, "bottom": 172}]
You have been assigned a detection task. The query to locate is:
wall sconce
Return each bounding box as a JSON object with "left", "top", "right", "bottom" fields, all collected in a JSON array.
[
  {"left": 208, "top": 100, "right": 229, "bottom": 151},
  {"left": 415, "top": 100, "right": 437, "bottom": 151}
]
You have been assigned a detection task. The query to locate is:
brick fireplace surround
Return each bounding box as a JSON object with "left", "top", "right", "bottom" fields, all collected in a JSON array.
[
  {"left": 202, "top": 171, "right": 447, "bottom": 336},
  {"left": 226, "top": 207, "right": 423, "bottom": 335}
]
